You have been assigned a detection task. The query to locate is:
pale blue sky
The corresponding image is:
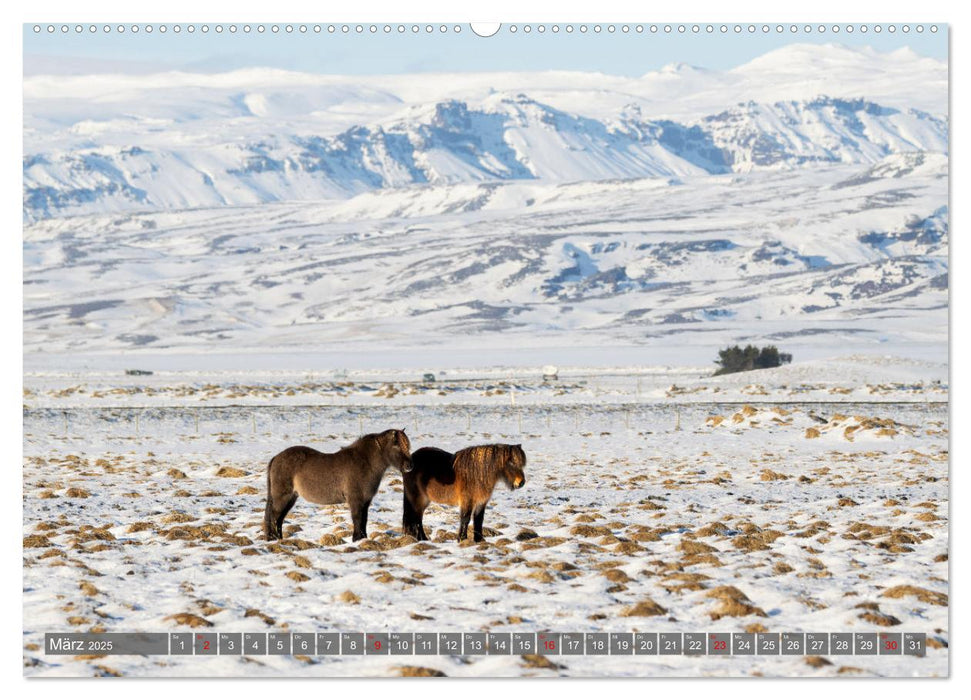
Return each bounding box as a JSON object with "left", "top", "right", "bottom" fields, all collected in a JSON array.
[{"left": 23, "top": 23, "right": 947, "bottom": 76}]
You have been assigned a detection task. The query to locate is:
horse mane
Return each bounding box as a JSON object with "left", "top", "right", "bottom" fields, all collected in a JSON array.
[
  {"left": 347, "top": 429, "right": 409, "bottom": 453},
  {"left": 453, "top": 444, "right": 521, "bottom": 483}
]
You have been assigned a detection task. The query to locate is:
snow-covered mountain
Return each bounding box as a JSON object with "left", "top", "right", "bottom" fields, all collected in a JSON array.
[
  {"left": 24, "top": 92, "right": 947, "bottom": 221},
  {"left": 23, "top": 43, "right": 948, "bottom": 221},
  {"left": 21, "top": 43, "right": 948, "bottom": 365}
]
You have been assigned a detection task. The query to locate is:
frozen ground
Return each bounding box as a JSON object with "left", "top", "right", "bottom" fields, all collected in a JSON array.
[{"left": 22, "top": 359, "right": 949, "bottom": 678}]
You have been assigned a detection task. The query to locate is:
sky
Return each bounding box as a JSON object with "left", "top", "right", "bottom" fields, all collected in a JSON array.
[{"left": 23, "top": 23, "right": 948, "bottom": 77}]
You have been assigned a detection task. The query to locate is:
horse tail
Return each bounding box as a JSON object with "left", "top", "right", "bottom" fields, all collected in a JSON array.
[{"left": 263, "top": 455, "right": 276, "bottom": 540}]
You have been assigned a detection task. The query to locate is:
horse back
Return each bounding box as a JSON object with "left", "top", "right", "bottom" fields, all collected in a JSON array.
[
  {"left": 410, "top": 447, "right": 462, "bottom": 505},
  {"left": 278, "top": 445, "right": 352, "bottom": 505}
]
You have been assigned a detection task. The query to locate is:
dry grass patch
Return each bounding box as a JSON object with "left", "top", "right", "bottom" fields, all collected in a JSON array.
[
  {"left": 602, "top": 569, "right": 632, "bottom": 583},
  {"left": 706, "top": 586, "right": 767, "bottom": 621},
  {"left": 621, "top": 598, "right": 667, "bottom": 617},
  {"left": 678, "top": 539, "right": 718, "bottom": 554},
  {"left": 569, "top": 524, "right": 613, "bottom": 537},
  {"left": 520, "top": 654, "right": 564, "bottom": 670},
  {"left": 805, "top": 656, "right": 833, "bottom": 668},
  {"left": 215, "top": 466, "right": 249, "bottom": 478},
  {"left": 881, "top": 585, "right": 947, "bottom": 606},
  {"left": 858, "top": 610, "right": 901, "bottom": 627},
  {"left": 613, "top": 541, "right": 647, "bottom": 555},
  {"left": 395, "top": 666, "right": 446, "bottom": 677},
  {"left": 24, "top": 534, "right": 52, "bottom": 548},
  {"left": 163, "top": 613, "right": 212, "bottom": 628},
  {"left": 337, "top": 590, "right": 360, "bottom": 605},
  {"left": 244, "top": 609, "right": 275, "bottom": 625}
]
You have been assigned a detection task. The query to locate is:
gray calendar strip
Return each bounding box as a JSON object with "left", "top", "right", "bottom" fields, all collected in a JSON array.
[{"left": 43, "top": 632, "right": 926, "bottom": 657}]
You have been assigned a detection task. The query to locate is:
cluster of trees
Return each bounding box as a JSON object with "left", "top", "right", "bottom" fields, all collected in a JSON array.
[{"left": 714, "top": 344, "right": 792, "bottom": 376}]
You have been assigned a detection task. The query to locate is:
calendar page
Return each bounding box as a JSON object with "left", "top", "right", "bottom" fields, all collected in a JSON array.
[{"left": 22, "top": 21, "right": 948, "bottom": 678}]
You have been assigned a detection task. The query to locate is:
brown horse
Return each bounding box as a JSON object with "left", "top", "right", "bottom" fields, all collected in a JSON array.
[
  {"left": 402, "top": 444, "right": 526, "bottom": 542},
  {"left": 264, "top": 428, "right": 412, "bottom": 541}
]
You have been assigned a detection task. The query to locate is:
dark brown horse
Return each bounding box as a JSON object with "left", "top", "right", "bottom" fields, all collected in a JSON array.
[
  {"left": 264, "top": 429, "right": 412, "bottom": 541},
  {"left": 402, "top": 444, "right": 526, "bottom": 542}
]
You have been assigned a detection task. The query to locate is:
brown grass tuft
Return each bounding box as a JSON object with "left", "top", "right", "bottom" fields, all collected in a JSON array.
[
  {"left": 858, "top": 611, "right": 901, "bottom": 627},
  {"left": 337, "top": 590, "right": 360, "bottom": 605},
  {"left": 395, "top": 666, "right": 446, "bottom": 677},
  {"left": 569, "top": 524, "right": 613, "bottom": 537},
  {"left": 215, "top": 466, "right": 249, "bottom": 478},
  {"left": 805, "top": 656, "right": 833, "bottom": 668},
  {"left": 706, "top": 586, "right": 767, "bottom": 621},
  {"left": 23, "top": 534, "right": 51, "bottom": 548},
  {"left": 881, "top": 585, "right": 947, "bottom": 606},
  {"left": 678, "top": 539, "right": 717, "bottom": 554},
  {"left": 520, "top": 654, "right": 565, "bottom": 670},
  {"left": 602, "top": 569, "right": 632, "bottom": 583},
  {"left": 163, "top": 613, "right": 212, "bottom": 628},
  {"left": 317, "top": 533, "right": 344, "bottom": 547},
  {"left": 244, "top": 609, "right": 275, "bottom": 625},
  {"left": 621, "top": 599, "right": 667, "bottom": 617}
]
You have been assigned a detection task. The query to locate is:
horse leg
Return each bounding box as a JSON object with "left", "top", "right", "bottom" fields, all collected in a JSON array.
[
  {"left": 415, "top": 496, "right": 429, "bottom": 541},
  {"left": 274, "top": 494, "right": 298, "bottom": 540},
  {"left": 458, "top": 502, "right": 473, "bottom": 542},
  {"left": 472, "top": 504, "right": 487, "bottom": 542},
  {"left": 351, "top": 498, "right": 372, "bottom": 541},
  {"left": 402, "top": 488, "right": 422, "bottom": 539}
]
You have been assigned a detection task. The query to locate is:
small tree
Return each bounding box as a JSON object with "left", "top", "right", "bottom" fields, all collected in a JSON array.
[{"left": 715, "top": 344, "right": 792, "bottom": 375}]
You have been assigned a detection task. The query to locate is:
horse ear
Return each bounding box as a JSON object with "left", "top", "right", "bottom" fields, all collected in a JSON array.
[{"left": 401, "top": 427, "right": 407, "bottom": 433}]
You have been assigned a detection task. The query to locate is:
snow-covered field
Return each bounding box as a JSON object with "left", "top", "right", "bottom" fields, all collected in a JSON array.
[{"left": 22, "top": 359, "right": 949, "bottom": 678}]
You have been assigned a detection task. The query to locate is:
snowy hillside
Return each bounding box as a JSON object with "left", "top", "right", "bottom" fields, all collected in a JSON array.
[{"left": 23, "top": 151, "right": 947, "bottom": 366}]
